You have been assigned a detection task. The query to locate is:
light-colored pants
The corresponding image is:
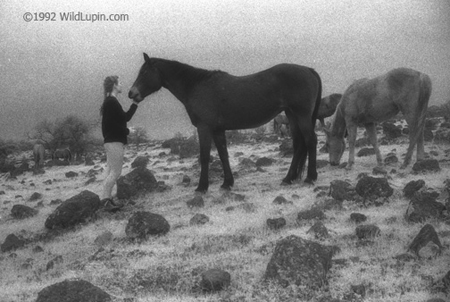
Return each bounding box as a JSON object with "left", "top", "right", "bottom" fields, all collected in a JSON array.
[{"left": 102, "top": 142, "right": 124, "bottom": 199}]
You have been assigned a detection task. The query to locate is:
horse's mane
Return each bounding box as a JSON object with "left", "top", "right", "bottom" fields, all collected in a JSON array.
[{"left": 153, "top": 58, "right": 225, "bottom": 87}]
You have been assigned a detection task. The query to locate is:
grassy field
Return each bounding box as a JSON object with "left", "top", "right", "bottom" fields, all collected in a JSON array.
[{"left": 0, "top": 132, "right": 449, "bottom": 302}]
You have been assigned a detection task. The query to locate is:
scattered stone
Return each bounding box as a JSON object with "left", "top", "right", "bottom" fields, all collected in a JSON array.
[
  {"left": 125, "top": 211, "right": 170, "bottom": 240},
  {"left": 272, "top": 195, "right": 292, "bottom": 205},
  {"left": 200, "top": 268, "right": 231, "bottom": 292},
  {"left": 355, "top": 225, "right": 381, "bottom": 240},
  {"left": 264, "top": 235, "right": 333, "bottom": 289},
  {"left": 182, "top": 175, "right": 191, "bottom": 186},
  {"left": 1, "top": 234, "right": 26, "bottom": 252},
  {"left": 65, "top": 171, "right": 78, "bottom": 178},
  {"left": 45, "top": 190, "right": 101, "bottom": 229},
  {"left": 372, "top": 166, "right": 387, "bottom": 176},
  {"left": 350, "top": 213, "right": 367, "bottom": 224},
  {"left": 223, "top": 192, "right": 246, "bottom": 202},
  {"left": 29, "top": 192, "right": 43, "bottom": 202},
  {"left": 266, "top": 217, "right": 287, "bottom": 230},
  {"left": 116, "top": 167, "right": 158, "bottom": 200},
  {"left": 36, "top": 279, "right": 112, "bottom": 302},
  {"left": 33, "top": 246, "right": 44, "bottom": 253},
  {"left": 11, "top": 204, "right": 38, "bottom": 219},
  {"left": 255, "top": 157, "right": 275, "bottom": 167},
  {"left": 408, "top": 224, "right": 443, "bottom": 258},
  {"left": 403, "top": 179, "right": 426, "bottom": 199},
  {"left": 357, "top": 148, "right": 375, "bottom": 157},
  {"left": 307, "top": 221, "right": 329, "bottom": 239},
  {"left": 187, "top": 196, "right": 205, "bottom": 208},
  {"left": 297, "top": 207, "right": 325, "bottom": 221},
  {"left": 329, "top": 180, "right": 356, "bottom": 201},
  {"left": 190, "top": 213, "right": 210, "bottom": 226},
  {"left": 94, "top": 231, "right": 114, "bottom": 247},
  {"left": 46, "top": 255, "right": 63, "bottom": 271},
  {"left": 131, "top": 156, "right": 149, "bottom": 169},
  {"left": 406, "top": 191, "right": 446, "bottom": 223},
  {"left": 384, "top": 154, "right": 399, "bottom": 165},
  {"left": 355, "top": 176, "right": 393, "bottom": 203},
  {"left": 382, "top": 121, "right": 402, "bottom": 140},
  {"left": 412, "top": 159, "right": 441, "bottom": 174}
]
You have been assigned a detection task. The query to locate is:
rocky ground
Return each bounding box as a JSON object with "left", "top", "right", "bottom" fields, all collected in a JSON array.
[{"left": 1, "top": 121, "right": 450, "bottom": 302}]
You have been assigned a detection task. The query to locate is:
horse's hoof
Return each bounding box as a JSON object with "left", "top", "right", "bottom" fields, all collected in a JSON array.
[
  {"left": 220, "top": 184, "right": 232, "bottom": 191},
  {"left": 304, "top": 178, "right": 315, "bottom": 185},
  {"left": 195, "top": 187, "right": 208, "bottom": 194}
]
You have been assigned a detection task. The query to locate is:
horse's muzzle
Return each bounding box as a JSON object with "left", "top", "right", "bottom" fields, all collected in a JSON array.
[{"left": 128, "top": 87, "right": 141, "bottom": 102}]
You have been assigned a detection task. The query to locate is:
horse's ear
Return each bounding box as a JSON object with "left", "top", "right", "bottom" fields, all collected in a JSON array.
[{"left": 143, "top": 53, "right": 150, "bottom": 62}]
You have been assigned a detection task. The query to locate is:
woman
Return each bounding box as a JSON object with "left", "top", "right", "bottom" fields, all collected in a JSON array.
[{"left": 100, "top": 75, "right": 139, "bottom": 209}]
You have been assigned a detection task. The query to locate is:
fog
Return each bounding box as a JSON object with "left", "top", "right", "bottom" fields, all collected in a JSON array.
[{"left": 1, "top": 0, "right": 449, "bottom": 140}]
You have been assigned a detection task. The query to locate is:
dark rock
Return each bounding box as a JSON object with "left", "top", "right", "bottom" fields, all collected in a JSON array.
[
  {"left": 355, "top": 225, "right": 381, "bottom": 240},
  {"left": 408, "top": 224, "right": 443, "bottom": 257},
  {"left": 200, "top": 269, "right": 231, "bottom": 292},
  {"left": 182, "top": 175, "right": 191, "bottom": 186},
  {"left": 255, "top": 157, "right": 275, "bottom": 167},
  {"left": 45, "top": 190, "right": 101, "bottom": 229},
  {"left": 412, "top": 159, "right": 440, "bottom": 174},
  {"left": 36, "top": 279, "right": 112, "bottom": 302},
  {"left": 264, "top": 235, "right": 333, "bottom": 289},
  {"left": 1, "top": 234, "right": 26, "bottom": 252},
  {"left": 125, "top": 211, "right": 170, "bottom": 239},
  {"left": 65, "top": 171, "right": 78, "bottom": 178},
  {"left": 94, "top": 231, "right": 113, "bottom": 247},
  {"left": 403, "top": 179, "right": 426, "bottom": 198},
  {"left": 316, "top": 159, "right": 329, "bottom": 169},
  {"left": 384, "top": 154, "right": 399, "bottom": 165},
  {"left": 33, "top": 245, "right": 44, "bottom": 253},
  {"left": 131, "top": 156, "right": 149, "bottom": 169},
  {"left": 307, "top": 221, "right": 329, "bottom": 239},
  {"left": 297, "top": 208, "right": 325, "bottom": 221},
  {"left": 272, "top": 195, "right": 292, "bottom": 205},
  {"left": 372, "top": 166, "right": 387, "bottom": 176},
  {"left": 357, "top": 148, "right": 375, "bottom": 157},
  {"left": 187, "top": 196, "right": 205, "bottom": 208},
  {"left": 190, "top": 213, "right": 210, "bottom": 225},
  {"left": 329, "top": 180, "right": 356, "bottom": 201},
  {"left": 279, "top": 140, "right": 293, "bottom": 156},
  {"left": 355, "top": 176, "right": 393, "bottom": 203},
  {"left": 267, "top": 217, "right": 287, "bottom": 230},
  {"left": 350, "top": 213, "right": 367, "bottom": 224},
  {"left": 11, "top": 204, "right": 38, "bottom": 219},
  {"left": 46, "top": 255, "right": 63, "bottom": 271},
  {"left": 116, "top": 167, "right": 158, "bottom": 200},
  {"left": 406, "top": 191, "right": 446, "bottom": 223},
  {"left": 29, "top": 192, "right": 43, "bottom": 202}
]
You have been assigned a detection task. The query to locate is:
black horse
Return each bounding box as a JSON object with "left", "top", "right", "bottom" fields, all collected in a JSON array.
[{"left": 129, "top": 53, "right": 322, "bottom": 192}]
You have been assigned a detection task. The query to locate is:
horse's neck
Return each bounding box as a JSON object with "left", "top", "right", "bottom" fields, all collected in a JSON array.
[
  {"left": 331, "top": 103, "right": 347, "bottom": 138},
  {"left": 156, "top": 59, "right": 213, "bottom": 102}
]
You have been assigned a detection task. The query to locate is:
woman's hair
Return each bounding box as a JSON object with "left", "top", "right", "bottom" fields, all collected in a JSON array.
[{"left": 100, "top": 76, "right": 119, "bottom": 116}]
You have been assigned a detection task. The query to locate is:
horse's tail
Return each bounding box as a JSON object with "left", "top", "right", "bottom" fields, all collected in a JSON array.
[{"left": 309, "top": 68, "right": 322, "bottom": 128}]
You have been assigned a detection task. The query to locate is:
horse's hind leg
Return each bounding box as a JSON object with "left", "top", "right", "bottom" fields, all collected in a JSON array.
[
  {"left": 282, "top": 115, "right": 302, "bottom": 184},
  {"left": 297, "top": 117, "right": 317, "bottom": 183},
  {"left": 213, "top": 130, "right": 234, "bottom": 190}
]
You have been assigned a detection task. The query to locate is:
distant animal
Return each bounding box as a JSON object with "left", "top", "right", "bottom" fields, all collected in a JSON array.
[
  {"left": 53, "top": 148, "right": 72, "bottom": 162},
  {"left": 273, "top": 114, "right": 290, "bottom": 137},
  {"left": 129, "top": 53, "right": 322, "bottom": 192},
  {"left": 317, "top": 93, "right": 342, "bottom": 127},
  {"left": 33, "top": 144, "right": 45, "bottom": 168},
  {"left": 325, "top": 68, "right": 431, "bottom": 169}
]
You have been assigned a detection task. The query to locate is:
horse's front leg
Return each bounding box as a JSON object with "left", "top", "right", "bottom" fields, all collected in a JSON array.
[
  {"left": 213, "top": 130, "right": 234, "bottom": 190},
  {"left": 365, "top": 123, "right": 383, "bottom": 166},
  {"left": 195, "top": 125, "right": 213, "bottom": 193},
  {"left": 346, "top": 125, "right": 358, "bottom": 170}
]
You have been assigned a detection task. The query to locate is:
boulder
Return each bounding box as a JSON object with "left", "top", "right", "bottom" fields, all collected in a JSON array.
[
  {"left": 200, "top": 269, "right": 231, "bottom": 292},
  {"left": 131, "top": 156, "right": 149, "bottom": 169},
  {"left": 350, "top": 213, "right": 367, "bottom": 224},
  {"left": 255, "top": 157, "right": 275, "bottom": 167},
  {"left": 1, "top": 234, "right": 26, "bottom": 252},
  {"left": 355, "top": 225, "right": 381, "bottom": 240},
  {"left": 266, "top": 217, "right": 287, "bottom": 230},
  {"left": 190, "top": 213, "right": 210, "bottom": 226},
  {"left": 187, "top": 196, "right": 205, "bottom": 208},
  {"left": 403, "top": 179, "right": 426, "bottom": 199},
  {"left": 357, "top": 148, "right": 375, "bottom": 157},
  {"left": 412, "top": 159, "right": 440, "bottom": 174},
  {"left": 264, "top": 235, "right": 333, "bottom": 289},
  {"left": 329, "top": 180, "right": 356, "bottom": 201},
  {"left": 45, "top": 190, "right": 101, "bottom": 229},
  {"left": 11, "top": 204, "right": 38, "bottom": 219},
  {"left": 355, "top": 176, "right": 393, "bottom": 203},
  {"left": 382, "top": 121, "right": 402, "bottom": 140},
  {"left": 125, "top": 211, "right": 170, "bottom": 240},
  {"left": 408, "top": 224, "right": 443, "bottom": 257},
  {"left": 406, "top": 191, "right": 446, "bottom": 223},
  {"left": 306, "top": 221, "right": 329, "bottom": 239},
  {"left": 116, "top": 167, "right": 158, "bottom": 200},
  {"left": 297, "top": 208, "right": 325, "bottom": 221},
  {"left": 36, "top": 279, "right": 111, "bottom": 302}
]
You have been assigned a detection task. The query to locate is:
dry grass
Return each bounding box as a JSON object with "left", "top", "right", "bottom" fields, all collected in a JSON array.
[{"left": 0, "top": 132, "right": 449, "bottom": 302}]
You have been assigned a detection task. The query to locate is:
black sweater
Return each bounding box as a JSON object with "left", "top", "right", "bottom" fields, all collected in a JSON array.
[{"left": 101, "top": 96, "right": 138, "bottom": 145}]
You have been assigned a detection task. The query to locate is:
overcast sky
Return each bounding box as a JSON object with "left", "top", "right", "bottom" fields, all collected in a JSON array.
[{"left": 1, "top": 0, "right": 449, "bottom": 140}]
